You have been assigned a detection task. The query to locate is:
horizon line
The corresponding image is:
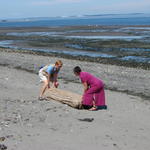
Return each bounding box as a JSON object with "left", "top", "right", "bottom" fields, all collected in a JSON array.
[{"left": 1, "top": 12, "right": 150, "bottom": 20}]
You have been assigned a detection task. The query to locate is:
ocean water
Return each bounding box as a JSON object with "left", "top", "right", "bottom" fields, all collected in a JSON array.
[
  {"left": 0, "top": 17, "right": 150, "bottom": 27},
  {"left": 65, "top": 35, "right": 144, "bottom": 40},
  {"left": 0, "top": 16, "right": 150, "bottom": 67},
  {"left": 0, "top": 40, "right": 150, "bottom": 65},
  {"left": 6, "top": 32, "right": 145, "bottom": 40}
]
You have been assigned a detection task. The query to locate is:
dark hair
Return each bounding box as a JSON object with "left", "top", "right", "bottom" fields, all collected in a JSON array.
[{"left": 73, "top": 66, "right": 82, "bottom": 74}]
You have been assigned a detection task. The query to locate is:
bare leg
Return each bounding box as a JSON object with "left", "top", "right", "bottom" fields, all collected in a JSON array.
[
  {"left": 39, "top": 80, "right": 48, "bottom": 98},
  {"left": 93, "top": 100, "right": 96, "bottom": 107},
  {"left": 89, "top": 95, "right": 97, "bottom": 111}
]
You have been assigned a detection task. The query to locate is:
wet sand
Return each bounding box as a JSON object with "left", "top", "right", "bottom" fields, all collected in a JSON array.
[{"left": 0, "top": 48, "right": 150, "bottom": 150}]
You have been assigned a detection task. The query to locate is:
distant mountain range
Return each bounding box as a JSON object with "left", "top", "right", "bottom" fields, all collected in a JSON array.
[{"left": 0, "top": 13, "right": 150, "bottom": 22}]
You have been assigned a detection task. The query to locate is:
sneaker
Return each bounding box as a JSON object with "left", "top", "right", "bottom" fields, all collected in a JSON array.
[{"left": 38, "top": 97, "right": 45, "bottom": 101}]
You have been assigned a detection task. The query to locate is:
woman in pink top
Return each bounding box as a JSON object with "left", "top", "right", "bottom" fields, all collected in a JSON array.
[{"left": 73, "top": 66, "right": 107, "bottom": 111}]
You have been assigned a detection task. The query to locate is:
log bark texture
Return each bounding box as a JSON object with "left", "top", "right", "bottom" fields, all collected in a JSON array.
[{"left": 44, "top": 88, "right": 82, "bottom": 108}]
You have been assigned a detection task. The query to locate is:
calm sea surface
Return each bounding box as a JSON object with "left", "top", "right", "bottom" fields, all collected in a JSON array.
[{"left": 0, "top": 17, "right": 150, "bottom": 27}]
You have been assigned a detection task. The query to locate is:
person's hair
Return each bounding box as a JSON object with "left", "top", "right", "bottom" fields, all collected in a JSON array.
[
  {"left": 73, "top": 66, "right": 82, "bottom": 74},
  {"left": 55, "top": 60, "right": 63, "bottom": 66}
]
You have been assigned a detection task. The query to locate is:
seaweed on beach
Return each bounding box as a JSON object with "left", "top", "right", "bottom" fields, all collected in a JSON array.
[
  {"left": 78, "top": 118, "right": 94, "bottom": 122},
  {"left": 0, "top": 26, "right": 150, "bottom": 70}
]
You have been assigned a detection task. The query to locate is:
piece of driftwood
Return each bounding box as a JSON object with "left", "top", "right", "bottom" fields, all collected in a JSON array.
[{"left": 44, "top": 88, "right": 82, "bottom": 108}]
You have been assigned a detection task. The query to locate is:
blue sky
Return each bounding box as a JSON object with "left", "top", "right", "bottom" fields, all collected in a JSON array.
[{"left": 0, "top": 0, "right": 150, "bottom": 19}]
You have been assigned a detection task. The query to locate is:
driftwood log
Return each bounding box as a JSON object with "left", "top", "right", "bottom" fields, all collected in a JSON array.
[{"left": 44, "top": 88, "right": 82, "bottom": 109}]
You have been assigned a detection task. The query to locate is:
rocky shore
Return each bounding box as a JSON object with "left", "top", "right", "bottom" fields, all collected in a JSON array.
[
  {"left": 0, "top": 47, "right": 150, "bottom": 150},
  {"left": 0, "top": 48, "right": 149, "bottom": 99}
]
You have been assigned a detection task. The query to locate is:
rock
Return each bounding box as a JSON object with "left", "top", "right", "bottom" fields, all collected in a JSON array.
[
  {"left": 0, "top": 144, "right": 7, "bottom": 150},
  {"left": 0, "top": 137, "right": 5, "bottom": 142}
]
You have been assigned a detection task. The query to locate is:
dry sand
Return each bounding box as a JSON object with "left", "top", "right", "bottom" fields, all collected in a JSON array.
[{"left": 0, "top": 48, "right": 150, "bottom": 150}]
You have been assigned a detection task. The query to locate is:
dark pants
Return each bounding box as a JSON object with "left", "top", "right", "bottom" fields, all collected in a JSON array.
[{"left": 82, "top": 105, "right": 107, "bottom": 110}]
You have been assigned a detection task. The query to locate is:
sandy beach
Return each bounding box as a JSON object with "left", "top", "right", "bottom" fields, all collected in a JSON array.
[{"left": 0, "top": 48, "right": 150, "bottom": 150}]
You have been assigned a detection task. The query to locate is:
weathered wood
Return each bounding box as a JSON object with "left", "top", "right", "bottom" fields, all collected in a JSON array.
[{"left": 44, "top": 88, "right": 82, "bottom": 108}]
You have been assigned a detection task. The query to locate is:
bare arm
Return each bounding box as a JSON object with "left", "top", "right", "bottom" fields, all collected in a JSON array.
[
  {"left": 47, "top": 74, "right": 51, "bottom": 88},
  {"left": 53, "top": 73, "right": 59, "bottom": 88},
  {"left": 53, "top": 73, "right": 58, "bottom": 83}
]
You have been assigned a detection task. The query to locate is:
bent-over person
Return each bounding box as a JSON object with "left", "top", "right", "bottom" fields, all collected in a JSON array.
[
  {"left": 73, "top": 66, "right": 107, "bottom": 111},
  {"left": 38, "top": 60, "right": 63, "bottom": 100}
]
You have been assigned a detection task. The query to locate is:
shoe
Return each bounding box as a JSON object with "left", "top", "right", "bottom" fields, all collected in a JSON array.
[{"left": 38, "top": 97, "right": 45, "bottom": 101}]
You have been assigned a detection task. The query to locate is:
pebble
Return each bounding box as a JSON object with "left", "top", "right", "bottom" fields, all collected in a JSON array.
[
  {"left": 0, "top": 144, "right": 7, "bottom": 150},
  {"left": 0, "top": 137, "right": 5, "bottom": 142}
]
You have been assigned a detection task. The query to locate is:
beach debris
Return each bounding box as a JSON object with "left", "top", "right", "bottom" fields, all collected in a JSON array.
[
  {"left": 44, "top": 88, "right": 82, "bottom": 108},
  {"left": 0, "top": 137, "right": 5, "bottom": 142},
  {"left": 0, "top": 144, "right": 7, "bottom": 150},
  {"left": 78, "top": 118, "right": 94, "bottom": 122}
]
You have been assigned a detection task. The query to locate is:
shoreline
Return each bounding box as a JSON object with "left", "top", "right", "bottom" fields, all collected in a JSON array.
[
  {"left": 0, "top": 25, "right": 150, "bottom": 70},
  {"left": 0, "top": 46, "right": 150, "bottom": 70},
  {"left": 0, "top": 47, "right": 150, "bottom": 100}
]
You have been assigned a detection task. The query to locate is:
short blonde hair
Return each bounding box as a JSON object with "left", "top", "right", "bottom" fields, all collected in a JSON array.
[{"left": 55, "top": 60, "right": 63, "bottom": 66}]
